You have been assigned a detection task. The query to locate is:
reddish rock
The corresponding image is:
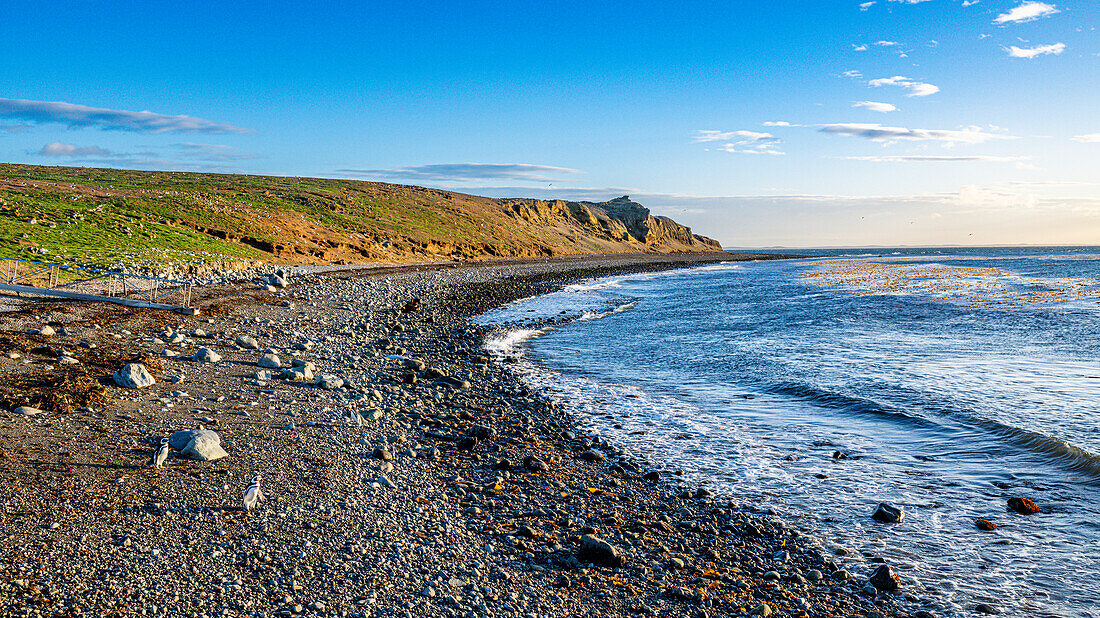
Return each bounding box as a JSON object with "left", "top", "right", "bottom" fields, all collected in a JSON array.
[
  {"left": 1007, "top": 497, "right": 1040, "bottom": 515},
  {"left": 869, "top": 565, "right": 902, "bottom": 591},
  {"left": 974, "top": 518, "right": 997, "bottom": 531}
]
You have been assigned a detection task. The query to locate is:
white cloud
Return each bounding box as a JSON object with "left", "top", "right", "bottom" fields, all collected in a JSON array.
[
  {"left": 1073, "top": 133, "right": 1100, "bottom": 143},
  {"left": 695, "top": 129, "right": 784, "bottom": 155},
  {"left": 853, "top": 44, "right": 869, "bottom": 51},
  {"left": 763, "top": 121, "right": 798, "bottom": 127},
  {"left": 962, "top": 0, "right": 980, "bottom": 6},
  {"left": 868, "top": 75, "right": 940, "bottom": 96},
  {"left": 853, "top": 101, "right": 898, "bottom": 113},
  {"left": 38, "top": 142, "right": 112, "bottom": 157},
  {"left": 995, "top": 1, "right": 1059, "bottom": 24},
  {"left": 888, "top": 0, "right": 934, "bottom": 3},
  {"left": 875, "top": 40, "right": 899, "bottom": 46},
  {"left": 694, "top": 129, "right": 776, "bottom": 142},
  {"left": 0, "top": 98, "right": 251, "bottom": 133},
  {"left": 1006, "top": 42, "right": 1066, "bottom": 58},
  {"left": 843, "top": 70, "right": 864, "bottom": 79},
  {"left": 845, "top": 155, "right": 1029, "bottom": 162},
  {"left": 337, "top": 163, "right": 583, "bottom": 183},
  {"left": 820, "top": 123, "right": 1013, "bottom": 144},
  {"left": 860, "top": 2, "right": 876, "bottom": 10}
]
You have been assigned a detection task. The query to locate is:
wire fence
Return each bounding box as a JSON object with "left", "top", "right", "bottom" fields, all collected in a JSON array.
[{"left": 0, "top": 257, "right": 193, "bottom": 309}]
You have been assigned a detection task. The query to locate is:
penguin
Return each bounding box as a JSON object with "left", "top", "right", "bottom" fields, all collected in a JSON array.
[
  {"left": 243, "top": 473, "right": 264, "bottom": 511},
  {"left": 150, "top": 437, "right": 170, "bottom": 468}
]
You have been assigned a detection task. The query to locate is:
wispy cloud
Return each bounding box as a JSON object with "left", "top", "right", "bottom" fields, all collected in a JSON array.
[
  {"left": 0, "top": 98, "right": 251, "bottom": 134},
  {"left": 1006, "top": 42, "right": 1066, "bottom": 58},
  {"left": 336, "top": 163, "right": 583, "bottom": 183},
  {"left": 868, "top": 76, "right": 940, "bottom": 97},
  {"left": 845, "top": 155, "right": 1029, "bottom": 162},
  {"left": 1, "top": 124, "right": 33, "bottom": 133},
  {"left": 38, "top": 142, "right": 113, "bottom": 157},
  {"left": 171, "top": 142, "right": 258, "bottom": 162},
  {"left": 695, "top": 129, "right": 783, "bottom": 154},
  {"left": 763, "top": 121, "right": 802, "bottom": 127},
  {"left": 694, "top": 130, "right": 776, "bottom": 142},
  {"left": 888, "top": 0, "right": 935, "bottom": 4},
  {"left": 853, "top": 101, "right": 898, "bottom": 113},
  {"left": 853, "top": 44, "right": 869, "bottom": 51},
  {"left": 995, "top": 1, "right": 1059, "bottom": 24},
  {"left": 860, "top": 2, "right": 876, "bottom": 10},
  {"left": 821, "top": 123, "right": 1012, "bottom": 144},
  {"left": 1073, "top": 133, "right": 1100, "bottom": 143},
  {"left": 875, "top": 40, "right": 899, "bottom": 46}
]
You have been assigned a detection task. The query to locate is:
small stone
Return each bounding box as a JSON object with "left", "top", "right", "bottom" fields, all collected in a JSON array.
[
  {"left": 523, "top": 455, "right": 549, "bottom": 472},
  {"left": 1007, "top": 497, "right": 1040, "bottom": 515},
  {"left": 749, "top": 603, "right": 773, "bottom": 617},
  {"left": 373, "top": 448, "right": 393, "bottom": 461},
  {"left": 236, "top": 335, "right": 259, "bottom": 349},
  {"left": 974, "top": 603, "right": 1000, "bottom": 614},
  {"left": 869, "top": 565, "right": 902, "bottom": 591},
  {"left": 577, "top": 534, "right": 626, "bottom": 567},
  {"left": 257, "top": 353, "right": 282, "bottom": 368},
  {"left": 762, "top": 570, "right": 780, "bottom": 582},
  {"left": 316, "top": 374, "right": 344, "bottom": 390},
  {"left": 974, "top": 518, "right": 997, "bottom": 531},
  {"left": 872, "top": 502, "right": 904, "bottom": 523},
  {"left": 193, "top": 348, "right": 222, "bottom": 363},
  {"left": 36, "top": 325, "right": 56, "bottom": 336},
  {"left": 13, "top": 406, "right": 44, "bottom": 417},
  {"left": 578, "top": 449, "right": 605, "bottom": 463},
  {"left": 805, "top": 569, "right": 823, "bottom": 582}
]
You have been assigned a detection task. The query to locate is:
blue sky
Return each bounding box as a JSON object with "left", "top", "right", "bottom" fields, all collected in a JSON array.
[{"left": 1, "top": 0, "right": 1097, "bottom": 247}]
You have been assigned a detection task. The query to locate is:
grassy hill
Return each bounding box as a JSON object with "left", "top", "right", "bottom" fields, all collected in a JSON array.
[{"left": 0, "top": 164, "right": 721, "bottom": 275}]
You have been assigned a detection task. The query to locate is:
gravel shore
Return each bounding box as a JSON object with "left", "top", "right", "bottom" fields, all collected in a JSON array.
[{"left": 1, "top": 253, "right": 923, "bottom": 618}]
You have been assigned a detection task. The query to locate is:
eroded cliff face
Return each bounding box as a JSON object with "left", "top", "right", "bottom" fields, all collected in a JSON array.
[{"left": 502, "top": 195, "right": 721, "bottom": 252}]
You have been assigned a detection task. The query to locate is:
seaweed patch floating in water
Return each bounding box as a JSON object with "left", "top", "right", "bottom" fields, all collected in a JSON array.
[{"left": 801, "top": 259, "right": 1100, "bottom": 308}]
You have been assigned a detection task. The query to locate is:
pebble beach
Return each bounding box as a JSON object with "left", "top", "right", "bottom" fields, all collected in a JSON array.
[{"left": 0, "top": 253, "right": 922, "bottom": 618}]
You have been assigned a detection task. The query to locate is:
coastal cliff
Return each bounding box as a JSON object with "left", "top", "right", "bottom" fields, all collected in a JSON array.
[{"left": 0, "top": 164, "right": 722, "bottom": 271}]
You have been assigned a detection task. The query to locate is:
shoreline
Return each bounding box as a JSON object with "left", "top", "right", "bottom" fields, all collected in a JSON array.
[{"left": 0, "top": 252, "right": 918, "bottom": 618}]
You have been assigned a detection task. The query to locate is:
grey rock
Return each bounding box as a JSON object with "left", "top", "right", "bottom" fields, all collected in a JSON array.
[
  {"left": 192, "top": 348, "right": 222, "bottom": 363},
  {"left": 257, "top": 353, "right": 282, "bottom": 369},
  {"left": 14, "top": 406, "right": 44, "bottom": 417},
  {"left": 872, "top": 502, "right": 904, "bottom": 523},
  {"left": 316, "top": 374, "right": 344, "bottom": 390},
  {"left": 235, "top": 335, "right": 259, "bottom": 350},
  {"left": 577, "top": 534, "right": 626, "bottom": 567}
]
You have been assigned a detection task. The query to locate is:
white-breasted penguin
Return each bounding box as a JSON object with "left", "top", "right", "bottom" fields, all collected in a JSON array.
[
  {"left": 243, "top": 473, "right": 264, "bottom": 511},
  {"left": 150, "top": 437, "right": 170, "bottom": 468}
]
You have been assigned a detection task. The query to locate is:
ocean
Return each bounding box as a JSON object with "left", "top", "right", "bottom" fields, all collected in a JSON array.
[{"left": 477, "top": 247, "right": 1100, "bottom": 617}]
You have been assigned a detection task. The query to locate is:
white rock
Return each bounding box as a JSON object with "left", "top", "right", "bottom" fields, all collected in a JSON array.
[
  {"left": 257, "top": 353, "right": 282, "bottom": 369},
  {"left": 112, "top": 364, "right": 156, "bottom": 389}
]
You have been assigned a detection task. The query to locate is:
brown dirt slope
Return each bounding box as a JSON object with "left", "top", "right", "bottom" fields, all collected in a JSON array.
[{"left": 0, "top": 164, "right": 722, "bottom": 270}]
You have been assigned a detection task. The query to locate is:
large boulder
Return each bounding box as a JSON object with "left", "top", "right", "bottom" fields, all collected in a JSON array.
[
  {"left": 316, "top": 374, "right": 344, "bottom": 389},
  {"left": 169, "top": 429, "right": 228, "bottom": 461},
  {"left": 112, "top": 363, "right": 155, "bottom": 389}
]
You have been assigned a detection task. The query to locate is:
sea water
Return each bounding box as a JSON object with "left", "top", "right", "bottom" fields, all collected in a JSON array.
[{"left": 477, "top": 247, "right": 1100, "bottom": 617}]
